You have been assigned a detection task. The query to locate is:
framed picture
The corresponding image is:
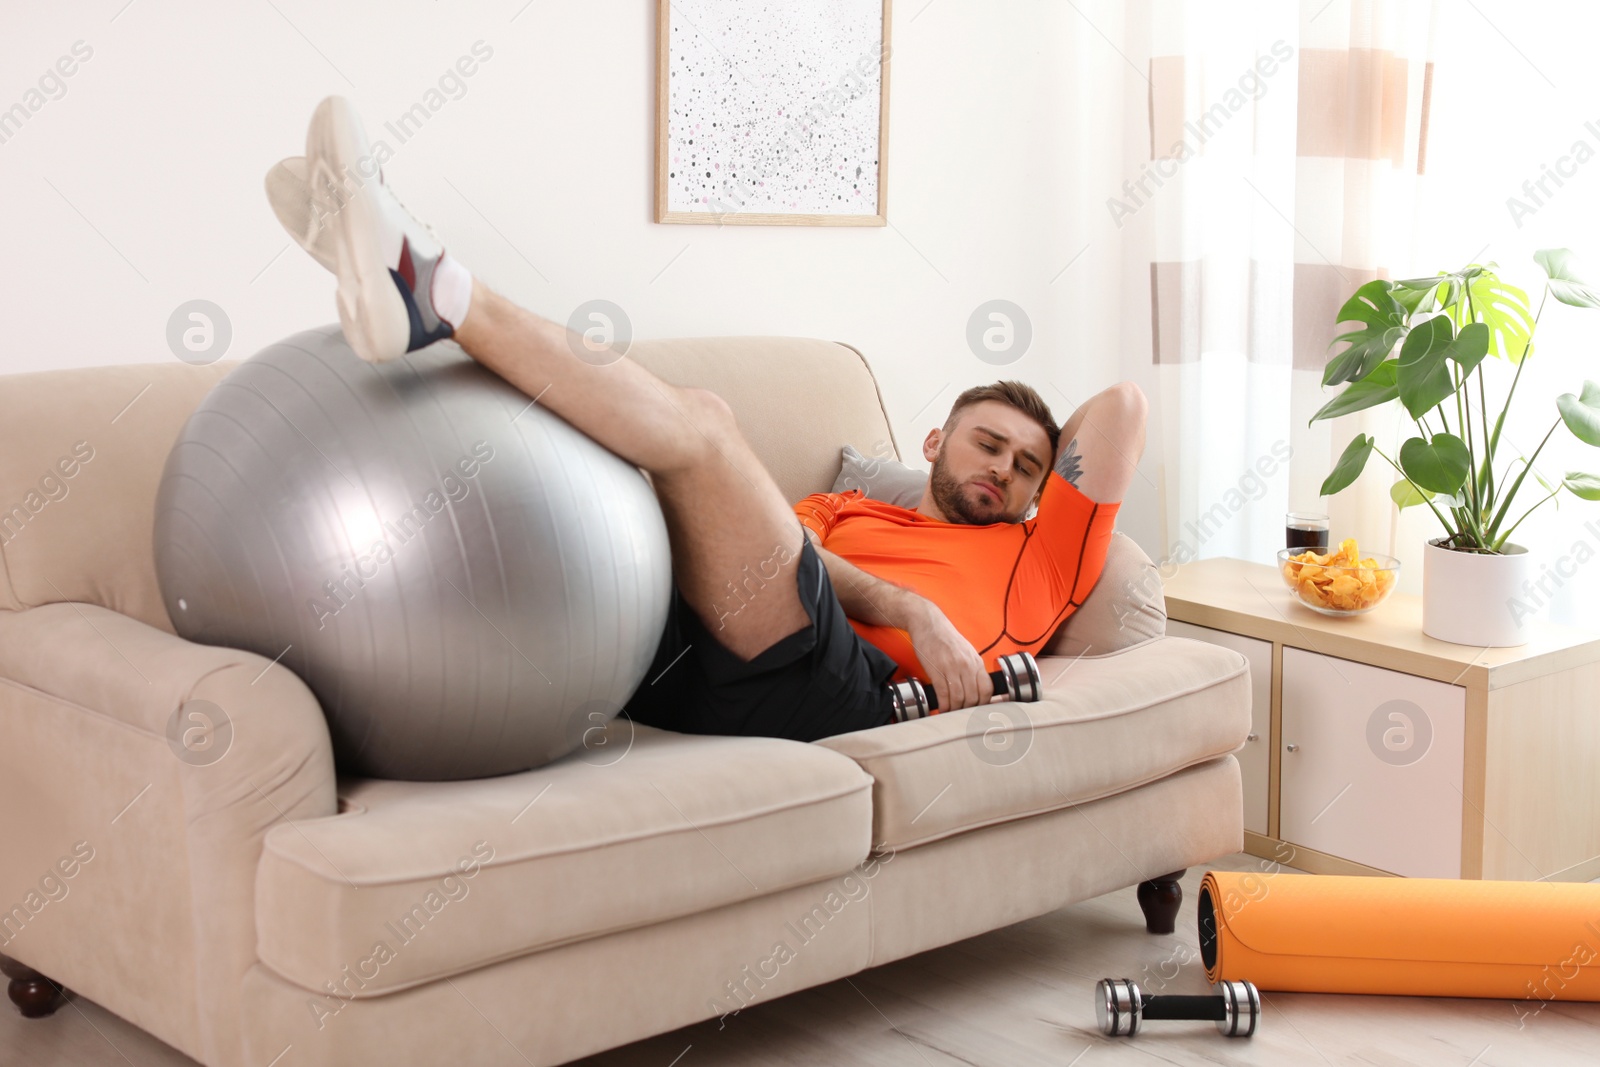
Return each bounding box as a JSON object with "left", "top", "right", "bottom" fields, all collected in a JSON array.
[{"left": 654, "top": 0, "right": 892, "bottom": 226}]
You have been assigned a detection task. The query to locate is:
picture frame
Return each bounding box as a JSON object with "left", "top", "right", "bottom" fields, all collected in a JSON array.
[{"left": 654, "top": 0, "right": 892, "bottom": 227}]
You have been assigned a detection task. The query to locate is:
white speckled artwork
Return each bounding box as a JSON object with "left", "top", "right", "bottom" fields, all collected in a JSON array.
[{"left": 656, "top": 0, "right": 889, "bottom": 224}]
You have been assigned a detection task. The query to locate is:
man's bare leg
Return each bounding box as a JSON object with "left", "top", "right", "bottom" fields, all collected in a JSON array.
[
  {"left": 454, "top": 281, "right": 809, "bottom": 662},
  {"left": 1054, "top": 382, "right": 1148, "bottom": 502}
]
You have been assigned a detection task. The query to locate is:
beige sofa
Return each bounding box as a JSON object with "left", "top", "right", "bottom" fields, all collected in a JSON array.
[{"left": 0, "top": 335, "right": 1251, "bottom": 1066}]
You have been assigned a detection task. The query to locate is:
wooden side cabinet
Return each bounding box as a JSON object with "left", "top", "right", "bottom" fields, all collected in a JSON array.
[{"left": 1163, "top": 558, "right": 1600, "bottom": 881}]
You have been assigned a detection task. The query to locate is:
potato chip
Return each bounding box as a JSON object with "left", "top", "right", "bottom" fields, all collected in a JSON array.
[{"left": 1326, "top": 573, "right": 1360, "bottom": 596}]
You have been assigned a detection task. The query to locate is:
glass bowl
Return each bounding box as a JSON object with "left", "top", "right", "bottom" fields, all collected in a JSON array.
[{"left": 1276, "top": 547, "right": 1401, "bottom": 616}]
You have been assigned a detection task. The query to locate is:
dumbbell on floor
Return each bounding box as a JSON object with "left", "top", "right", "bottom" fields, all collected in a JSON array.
[
  {"left": 1094, "top": 977, "right": 1260, "bottom": 1038},
  {"left": 889, "top": 651, "right": 1041, "bottom": 723}
]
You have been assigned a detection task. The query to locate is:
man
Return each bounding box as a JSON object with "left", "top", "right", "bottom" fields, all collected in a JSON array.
[{"left": 270, "top": 97, "right": 1147, "bottom": 744}]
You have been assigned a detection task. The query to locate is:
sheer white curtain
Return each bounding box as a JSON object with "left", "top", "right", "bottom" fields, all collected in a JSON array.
[
  {"left": 1405, "top": 1, "right": 1600, "bottom": 628},
  {"left": 1103, "top": 0, "right": 1439, "bottom": 580}
]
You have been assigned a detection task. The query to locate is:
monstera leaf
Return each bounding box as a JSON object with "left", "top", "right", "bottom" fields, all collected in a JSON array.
[
  {"left": 1558, "top": 380, "right": 1600, "bottom": 446},
  {"left": 1536, "top": 248, "right": 1600, "bottom": 310},
  {"left": 1565, "top": 472, "right": 1600, "bottom": 500},
  {"left": 1394, "top": 275, "right": 1446, "bottom": 315},
  {"left": 1325, "top": 280, "right": 1407, "bottom": 387},
  {"left": 1399, "top": 434, "right": 1471, "bottom": 495},
  {"left": 1320, "top": 434, "right": 1375, "bottom": 497},
  {"left": 1395, "top": 271, "right": 1472, "bottom": 316},
  {"left": 1447, "top": 321, "right": 1491, "bottom": 375},
  {"left": 1390, "top": 479, "right": 1435, "bottom": 509},
  {"left": 1393, "top": 317, "right": 1490, "bottom": 420},
  {"left": 1396, "top": 316, "right": 1457, "bottom": 419},
  {"left": 1456, "top": 271, "right": 1535, "bottom": 361},
  {"left": 1309, "top": 360, "right": 1399, "bottom": 424}
]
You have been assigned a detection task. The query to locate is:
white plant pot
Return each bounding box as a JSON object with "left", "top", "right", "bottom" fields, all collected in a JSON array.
[{"left": 1421, "top": 537, "right": 1533, "bottom": 647}]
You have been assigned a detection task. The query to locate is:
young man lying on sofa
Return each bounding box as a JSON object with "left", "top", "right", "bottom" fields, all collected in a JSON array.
[{"left": 268, "top": 96, "right": 1148, "bottom": 743}]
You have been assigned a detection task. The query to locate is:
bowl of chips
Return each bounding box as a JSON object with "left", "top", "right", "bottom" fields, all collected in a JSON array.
[{"left": 1277, "top": 540, "right": 1400, "bottom": 616}]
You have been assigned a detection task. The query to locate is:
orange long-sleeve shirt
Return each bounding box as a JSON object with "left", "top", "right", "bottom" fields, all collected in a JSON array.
[{"left": 793, "top": 470, "right": 1120, "bottom": 682}]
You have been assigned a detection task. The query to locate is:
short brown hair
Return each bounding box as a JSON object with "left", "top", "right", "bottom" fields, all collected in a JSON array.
[{"left": 943, "top": 381, "right": 1060, "bottom": 457}]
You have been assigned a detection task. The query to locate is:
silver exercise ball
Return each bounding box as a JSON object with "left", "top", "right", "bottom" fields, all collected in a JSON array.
[{"left": 153, "top": 326, "right": 672, "bottom": 780}]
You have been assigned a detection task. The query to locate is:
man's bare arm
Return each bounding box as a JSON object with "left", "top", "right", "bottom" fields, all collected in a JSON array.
[{"left": 803, "top": 527, "right": 928, "bottom": 629}]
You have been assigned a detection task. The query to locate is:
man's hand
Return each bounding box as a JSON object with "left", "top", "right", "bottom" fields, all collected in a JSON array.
[{"left": 901, "top": 598, "right": 994, "bottom": 713}]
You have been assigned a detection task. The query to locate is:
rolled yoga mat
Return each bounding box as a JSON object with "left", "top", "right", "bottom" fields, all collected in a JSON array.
[{"left": 1198, "top": 870, "right": 1600, "bottom": 1001}]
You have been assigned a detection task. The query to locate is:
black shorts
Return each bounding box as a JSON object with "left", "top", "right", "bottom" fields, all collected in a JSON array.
[{"left": 624, "top": 533, "right": 901, "bottom": 741}]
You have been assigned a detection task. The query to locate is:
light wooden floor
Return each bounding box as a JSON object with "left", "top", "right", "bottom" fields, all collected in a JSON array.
[{"left": 5, "top": 853, "right": 1598, "bottom": 1066}]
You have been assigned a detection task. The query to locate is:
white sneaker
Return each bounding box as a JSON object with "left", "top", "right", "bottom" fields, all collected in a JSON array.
[
  {"left": 263, "top": 157, "right": 335, "bottom": 272},
  {"left": 303, "top": 96, "right": 465, "bottom": 363}
]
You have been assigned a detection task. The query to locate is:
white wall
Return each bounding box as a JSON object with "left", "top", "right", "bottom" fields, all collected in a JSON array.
[{"left": 2, "top": 0, "right": 1153, "bottom": 538}]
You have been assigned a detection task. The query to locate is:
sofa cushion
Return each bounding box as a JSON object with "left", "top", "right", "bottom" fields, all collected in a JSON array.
[
  {"left": 816, "top": 637, "right": 1250, "bottom": 850},
  {"left": 255, "top": 722, "right": 874, "bottom": 996},
  {"left": 832, "top": 443, "right": 927, "bottom": 507}
]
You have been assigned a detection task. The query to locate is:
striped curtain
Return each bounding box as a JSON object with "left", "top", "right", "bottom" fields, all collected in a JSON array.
[{"left": 1127, "top": 0, "right": 1438, "bottom": 578}]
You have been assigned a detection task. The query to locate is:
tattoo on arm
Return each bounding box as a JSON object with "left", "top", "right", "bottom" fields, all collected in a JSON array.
[{"left": 1054, "top": 437, "right": 1083, "bottom": 486}]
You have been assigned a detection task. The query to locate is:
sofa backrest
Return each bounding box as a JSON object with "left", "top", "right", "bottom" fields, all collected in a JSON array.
[{"left": 0, "top": 334, "right": 900, "bottom": 633}]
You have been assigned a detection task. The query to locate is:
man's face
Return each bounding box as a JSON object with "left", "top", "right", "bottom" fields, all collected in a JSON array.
[{"left": 919, "top": 400, "right": 1052, "bottom": 525}]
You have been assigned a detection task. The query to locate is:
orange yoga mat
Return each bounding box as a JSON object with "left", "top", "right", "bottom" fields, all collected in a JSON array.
[{"left": 1199, "top": 870, "right": 1600, "bottom": 1001}]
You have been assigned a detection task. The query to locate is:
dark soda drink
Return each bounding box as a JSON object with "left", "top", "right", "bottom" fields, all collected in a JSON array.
[{"left": 1286, "top": 523, "right": 1330, "bottom": 552}]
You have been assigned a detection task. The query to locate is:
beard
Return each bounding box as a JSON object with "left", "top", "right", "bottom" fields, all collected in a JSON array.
[{"left": 928, "top": 454, "right": 1006, "bottom": 525}]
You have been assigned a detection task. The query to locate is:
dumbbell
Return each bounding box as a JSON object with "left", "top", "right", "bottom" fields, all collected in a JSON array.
[
  {"left": 1094, "top": 977, "right": 1260, "bottom": 1038},
  {"left": 889, "top": 651, "right": 1042, "bottom": 723}
]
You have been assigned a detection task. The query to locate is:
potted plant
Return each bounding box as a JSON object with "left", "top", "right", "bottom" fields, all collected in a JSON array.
[{"left": 1311, "top": 249, "right": 1600, "bottom": 646}]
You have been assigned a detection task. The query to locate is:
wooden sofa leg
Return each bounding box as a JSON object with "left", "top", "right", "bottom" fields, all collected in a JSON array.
[
  {"left": 0, "top": 952, "right": 67, "bottom": 1018},
  {"left": 1136, "top": 869, "right": 1187, "bottom": 934}
]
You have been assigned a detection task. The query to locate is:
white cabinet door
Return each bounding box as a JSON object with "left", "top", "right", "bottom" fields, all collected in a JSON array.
[
  {"left": 1166, "top": 621, "right": 1271, "bottom": 835},
  {"left": 1280, "top": 647, "right": 1465, "bottom": 878}
]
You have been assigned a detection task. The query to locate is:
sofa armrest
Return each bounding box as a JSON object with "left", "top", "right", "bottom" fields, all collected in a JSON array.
[
  {"left": 0, "top": 602, "right": 336, "bottom": 1067},
  {"left": 1040, "top": 531, "right": 1167, "bottom": 659}
]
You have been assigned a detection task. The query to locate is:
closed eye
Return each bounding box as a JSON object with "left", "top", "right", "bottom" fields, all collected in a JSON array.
[{"left": 980, "top": 442, "right": 1032, "bottom": 476}]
